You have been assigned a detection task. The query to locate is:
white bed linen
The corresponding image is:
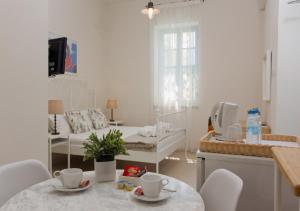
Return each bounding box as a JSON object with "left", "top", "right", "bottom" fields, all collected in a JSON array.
[
  {"left": 125, "top": 129, "right": 185, "bottom": 144},
  {"left": 69, "top": 126, "right": 140, "bottom": 144},
  {"left": 52, "top": 126, "right": 186, "bottom": 169},
  {"left": 68, "top": 126, "right": 186, "bottom": 151},
  {"left": 156, "top": 129, "right": 186, "bottom": 150}
]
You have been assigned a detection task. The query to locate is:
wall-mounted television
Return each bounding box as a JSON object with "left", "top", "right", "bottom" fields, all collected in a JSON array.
[
  {"left": 48, "top": 37, "right": 67, "bottom": 77},
  {"left": 48, "top": 36, "right": 78, "bottom": 77}
]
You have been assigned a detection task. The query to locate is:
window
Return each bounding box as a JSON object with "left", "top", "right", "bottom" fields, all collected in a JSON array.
[{"left": 154, "top": 23, "right": 199, "bottom": 109}]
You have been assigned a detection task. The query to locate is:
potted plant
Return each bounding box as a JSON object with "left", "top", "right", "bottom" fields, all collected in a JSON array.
[{"left": 83, "top": 129, "right": 128, "bottom": 182}]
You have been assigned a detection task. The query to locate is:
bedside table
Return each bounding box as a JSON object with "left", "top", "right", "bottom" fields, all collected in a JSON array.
[
  {"left": 48, "top": 133, "right": 70, "bottom": 175},
  {"left": 108, "top": 120, "right": 124, "bottom": 126}
]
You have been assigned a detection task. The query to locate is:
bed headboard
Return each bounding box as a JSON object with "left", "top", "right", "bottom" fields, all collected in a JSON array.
[{"left": 48, "top": 77, "right": 96, "bottom": 111}]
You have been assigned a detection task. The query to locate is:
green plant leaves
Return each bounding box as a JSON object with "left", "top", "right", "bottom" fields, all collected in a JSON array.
[{"left": 82, "top": 129, "right": 129, "bottom": 161}]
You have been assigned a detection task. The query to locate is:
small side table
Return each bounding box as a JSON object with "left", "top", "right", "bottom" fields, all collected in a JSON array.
[
  {"left": 108, "top": 120, "right": 124, "bottom": 126},
  {"left": 48, "top": 133, "right": 70, "bottom": 175}
]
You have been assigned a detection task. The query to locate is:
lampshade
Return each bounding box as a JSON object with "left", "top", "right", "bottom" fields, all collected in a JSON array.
[
  {"left": 106, "top": 99, "right": 118, "bottom": 109},
  {"left": 48, "top": 100, "right": 64, "bottom": 115}
]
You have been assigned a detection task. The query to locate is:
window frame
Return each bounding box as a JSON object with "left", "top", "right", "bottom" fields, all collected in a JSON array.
[{"left": 154, "top": 23, "right": 199, "bottom": 107}]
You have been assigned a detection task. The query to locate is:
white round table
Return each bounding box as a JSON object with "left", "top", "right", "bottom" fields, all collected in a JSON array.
[{"left": 1, "top": 170, "right": 205, "bottom": 211}]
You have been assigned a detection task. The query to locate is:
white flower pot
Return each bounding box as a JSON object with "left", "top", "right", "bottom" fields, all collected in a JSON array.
[{"left": 94, "top": 159, "right": 116, "bottom": 182}]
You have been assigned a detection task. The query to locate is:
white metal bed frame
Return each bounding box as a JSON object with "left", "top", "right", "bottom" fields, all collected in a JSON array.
[
  {"left": 49, "top": 78, "right": 187, "bottom": 173},
  {"left": 52, "top": 128, "right": 186, "bottom": 173},
  {"left": 52, "top": 110, "right": 187, "bottom": 173}
]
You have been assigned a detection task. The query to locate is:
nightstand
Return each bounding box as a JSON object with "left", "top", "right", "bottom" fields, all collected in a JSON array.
[
  {"left": 48, "top": 133, "right": 70, "bottom": 175},
  {"left": 108, "top": 120, "right": 124, "bottom": 126}
]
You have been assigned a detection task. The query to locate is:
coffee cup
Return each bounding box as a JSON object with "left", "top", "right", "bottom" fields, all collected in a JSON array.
[
  {"left": 140, "top": 173, "right": 169, "bottom": 198},
  {"left": 53, "top": 168, "right": 83, "bottom": 188}
]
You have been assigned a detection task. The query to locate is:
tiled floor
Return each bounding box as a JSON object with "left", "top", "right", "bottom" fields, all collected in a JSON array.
[
  {"left": 160, "top": 151, "right": 197, "bottom": 188},
  {"left": 52, "top": 151, "right": 198, "bottom": 188}
]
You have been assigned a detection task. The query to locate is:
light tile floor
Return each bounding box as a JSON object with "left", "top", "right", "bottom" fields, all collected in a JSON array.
[{"left": 159, "top": 151, "right": 197, "bottom": 188}]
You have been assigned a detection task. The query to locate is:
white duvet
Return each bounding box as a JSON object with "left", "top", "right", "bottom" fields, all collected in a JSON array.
[
  {"left": 69, "top": 126, "right": 141, "bottom": 143},
  {"left": 69, "top": 126, "right": 185, "bottom": 146}
]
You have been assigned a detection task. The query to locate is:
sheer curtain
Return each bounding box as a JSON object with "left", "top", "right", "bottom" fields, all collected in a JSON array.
[{"left": 151, "top": 2, "right": 201, "bottom": 114}]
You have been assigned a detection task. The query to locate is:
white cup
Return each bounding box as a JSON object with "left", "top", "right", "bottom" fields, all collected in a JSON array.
[
  {"left": 140, "top": 173, "right": 169, "bottom": 198},
  {"left": 54, "top": 168, "right": 83, "bottom": 188},
  {"left": 226, "top": 123, "right": 243, "bottom": 141}
]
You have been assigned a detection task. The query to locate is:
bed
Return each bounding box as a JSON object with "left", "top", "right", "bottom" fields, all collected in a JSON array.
[
  {"left": 49, "top": 78, "right": 187, "bottom": 172},
  {"left": 52, "top": 125, "right": 186, "bottom": 173}
]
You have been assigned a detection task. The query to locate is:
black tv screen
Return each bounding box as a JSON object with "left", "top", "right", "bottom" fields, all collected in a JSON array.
[{"left": 48, "top": 37, "right": 67, "bottom": 77}]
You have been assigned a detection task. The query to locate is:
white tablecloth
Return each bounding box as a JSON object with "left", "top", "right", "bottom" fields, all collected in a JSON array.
[{"left": 1, "top": 170, "right": 205, "bottom": 211}]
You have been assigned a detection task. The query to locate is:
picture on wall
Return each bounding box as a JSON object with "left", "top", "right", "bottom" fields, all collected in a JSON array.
[{"left": 65, "top": 39, "right": 77, "bottom": 75}]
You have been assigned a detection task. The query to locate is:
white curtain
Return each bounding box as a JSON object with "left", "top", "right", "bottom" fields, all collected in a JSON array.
[{"left": 151, "top": 2, "right": 201, "bottom": 114}]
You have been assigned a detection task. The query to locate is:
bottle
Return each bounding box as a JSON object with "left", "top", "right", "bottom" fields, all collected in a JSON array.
[{"left": 246, "top": 108, "right": 261, "bottom": 144}]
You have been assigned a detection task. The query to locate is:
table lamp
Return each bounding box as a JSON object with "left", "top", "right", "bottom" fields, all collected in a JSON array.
[
  {"left": 48, "top": 100, "right": 64, "bottom": 135},
  {"left": 106, "top": 99, "right": 118, "bottom": 122}
]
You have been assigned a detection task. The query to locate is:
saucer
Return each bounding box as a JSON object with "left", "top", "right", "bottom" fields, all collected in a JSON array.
[
  {"left": 131, "top": 187, "right": 172, "bottom": 202},
  {"left": 52, "top": 182, "right": 93, "bottom": 192}
]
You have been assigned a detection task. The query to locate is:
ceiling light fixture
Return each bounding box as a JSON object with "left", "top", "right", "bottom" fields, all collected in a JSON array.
[{"left": 141, "top": 0, "right": 160, "bottom": 20}]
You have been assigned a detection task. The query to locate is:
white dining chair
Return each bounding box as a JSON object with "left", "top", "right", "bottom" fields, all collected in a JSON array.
[
  {"left": 0, "top": 159, "right": 51, "bottom": 207},
  {"left": 200, "top": 169, "right": 243, "bottom": 211}
]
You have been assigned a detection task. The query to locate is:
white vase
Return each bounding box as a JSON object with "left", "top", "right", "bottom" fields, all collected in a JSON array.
[{"left": 94, "top": 159, "right": 116, "bottom": 182}]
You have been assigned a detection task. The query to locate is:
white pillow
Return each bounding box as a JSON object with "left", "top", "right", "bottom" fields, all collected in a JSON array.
[
  {"left": 88, "top": 109, "right": 108, "bottom": 129},
  {"left": 48, "top": 115, "right": 72, "bottom": 135},
  {"left": 65, "top": 111, "right": 93, "bottom": 134},
  {"left": 80, "top": 110, "right": 94, "bottom": 130}
]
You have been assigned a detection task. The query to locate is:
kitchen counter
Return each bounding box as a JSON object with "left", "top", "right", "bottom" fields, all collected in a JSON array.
[
  {"left": 272, "top": 147, "right": 300, "bottom": 211},
  {"left": 197, "top": 141, "right": 299, "bottom": 211},
  {"left": 272, "top": 147, "right": 300, "bottom": 197}
]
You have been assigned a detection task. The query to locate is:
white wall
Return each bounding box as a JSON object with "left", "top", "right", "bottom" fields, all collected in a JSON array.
[
  {"left": 104, "top": 0, "right": 263, "bottom": 149},
  {"left": 103, "top": 0, "right": 152, "bottom": 125},
  {"left": 0, "top": 0, "right": 48, "bottom": 165},
  {"left": 274, "top": 0, "right": 300, "bottom": 135},
  {"left": 262, "top": 0, "right": 278, "bottom": 129},
  {"left": 192, "top": 0, "right": 263, "bottom": 148},
  {"left": 48, "top": 0, "right": 107, "bottom": 111},
  {"left": 263, "top": 0, "right": 300, "bottom": 137}
]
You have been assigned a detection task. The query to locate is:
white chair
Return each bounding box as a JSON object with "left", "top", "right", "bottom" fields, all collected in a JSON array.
[
  {"left": 200, "top": 169, "right": 243, "bottom": 211},
  {"left": 0, "top": 159, "right": 51, "bottom": 207}
]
